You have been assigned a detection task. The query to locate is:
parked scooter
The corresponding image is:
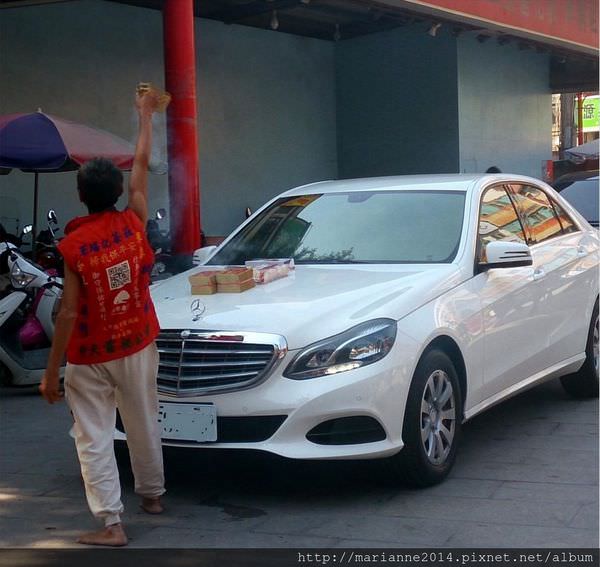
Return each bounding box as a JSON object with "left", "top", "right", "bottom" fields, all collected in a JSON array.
[
  {"left": 34, "top": 209, "right": 63, "bottom": 273},
  {"left": 146, "top": 208, "right": 175, "bottom": 281},
  {"left": 0, "top": 223, "right": 34, "bottom": 294},
  {"left": 0, "top": 233, "right": 63, "bottom": 386}
]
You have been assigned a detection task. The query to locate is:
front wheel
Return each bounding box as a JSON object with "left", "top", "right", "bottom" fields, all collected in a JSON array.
[
  {"left": 389, "top": 349, "right": 462, "bottom": 487},
  {"left": 560, "top": 301, "right": 599, "bottom": 399}
]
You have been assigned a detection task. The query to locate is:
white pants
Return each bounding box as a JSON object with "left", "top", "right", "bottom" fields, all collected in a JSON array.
[{"left": 65, "top": 342, "right": 165, "bottom": 527}]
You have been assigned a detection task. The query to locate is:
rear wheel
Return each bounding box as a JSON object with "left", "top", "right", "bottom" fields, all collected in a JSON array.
[
  {"left": 560, "top": 301, "right": 599, "bottom": 399},
  {"left": 389, "top": 349, "right": 462, "bottom": 487}
]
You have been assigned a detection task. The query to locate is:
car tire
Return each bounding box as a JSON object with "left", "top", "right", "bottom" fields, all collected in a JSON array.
[
  {"left": 560, "top": 300, "right": 599, "bottom": 399},
  {"left": 390, "top": 349, "right": 462, "bottom": 487}
]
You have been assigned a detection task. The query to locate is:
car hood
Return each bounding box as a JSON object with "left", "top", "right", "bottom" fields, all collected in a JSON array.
[{"left": 151, "top": 265, "right": 465, "bottom": 349}]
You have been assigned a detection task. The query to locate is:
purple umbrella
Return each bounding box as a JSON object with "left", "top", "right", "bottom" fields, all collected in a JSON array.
[{"left": 0, "top": 111, "right": 165, "bottom": 239}]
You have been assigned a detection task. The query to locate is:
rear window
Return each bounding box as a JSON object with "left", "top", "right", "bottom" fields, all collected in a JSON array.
[{"left": 559, "top": 180, "right": 599, "bottom": 226}]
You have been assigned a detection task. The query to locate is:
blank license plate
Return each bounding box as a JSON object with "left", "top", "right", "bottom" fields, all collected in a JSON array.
[{"left": 158, "top": 403, "right": 217, "bottom": 442}]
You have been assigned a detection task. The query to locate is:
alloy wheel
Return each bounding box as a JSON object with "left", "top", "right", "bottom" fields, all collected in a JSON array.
[{"left": 420, "top": 369, "right": 456, "bottom": 465}]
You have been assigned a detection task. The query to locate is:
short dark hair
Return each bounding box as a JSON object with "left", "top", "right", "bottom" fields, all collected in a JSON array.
[
  {"left": 485, "top": 166, "right": 502, "bottom": 173},
  {"left": 77, "top": 158, "right": 123, "bottom": 213}
]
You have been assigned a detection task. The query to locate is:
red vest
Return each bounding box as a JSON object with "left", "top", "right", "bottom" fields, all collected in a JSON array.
[{"left": 58, "top": 208, "right": 160, "bottom": 364}]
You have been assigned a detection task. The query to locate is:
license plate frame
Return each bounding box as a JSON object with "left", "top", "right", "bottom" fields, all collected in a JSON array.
[{"left": 158, "top": 403, "right": 218, "bottom": 443}]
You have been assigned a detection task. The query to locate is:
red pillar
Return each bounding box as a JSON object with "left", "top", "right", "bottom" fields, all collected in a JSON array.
[
  {"left": 163, "top": 0, "right": 201, "bottom": 257},
  {"left": 577, "top": 92, "right": 584, "bottom": 146}
]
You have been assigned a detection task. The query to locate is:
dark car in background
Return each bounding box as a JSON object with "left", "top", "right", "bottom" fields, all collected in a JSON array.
[{"left": 553, "top": 170, "right": 599, "bottom": 228}]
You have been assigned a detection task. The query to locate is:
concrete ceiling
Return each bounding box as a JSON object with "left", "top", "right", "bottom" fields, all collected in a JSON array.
[
  {"left": 1, "top": 0, "right": 597, "bottom": 91},
  {"left": 118, "top": 0, "right": 600, "bottom": 90},
  {"left": 108, "top": 0, "right": 598, "bottom": 56}
]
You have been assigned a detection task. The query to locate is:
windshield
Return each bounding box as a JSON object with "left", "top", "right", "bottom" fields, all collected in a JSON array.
[
  {"left": 209, "top": 190, "right": 466, "bottom": 265},
  {"left": 558, "top": 180, "right": 599, "bottom": 226}
]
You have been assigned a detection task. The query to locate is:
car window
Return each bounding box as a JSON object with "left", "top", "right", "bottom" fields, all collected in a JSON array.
[
  {"left": 209, "top": 190, "right": 466, "bottom": 265},
  {"left": 558, "top": 179, "right": 599, "bottom": 226},
  {"left": 551, "top": 199, "right": 578, "bottom": 233},
  {"left": 509, "top": 185, "right": 563, "bottom": 244},
  {"left": 478, "top": 186, "right": 525, "bottom": 258}
]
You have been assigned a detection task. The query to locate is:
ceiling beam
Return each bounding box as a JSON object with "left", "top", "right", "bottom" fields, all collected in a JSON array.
[
  {"left": 551, "top": 56, "right": 599, "bottom": 93},
  {"left": 0, "top": 0, "right": 71, "bottom": 8},
  {"left": 207, "top": 0, "right": 302, "bottom": 25}
]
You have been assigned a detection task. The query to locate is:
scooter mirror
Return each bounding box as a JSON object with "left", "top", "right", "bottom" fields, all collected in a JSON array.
[
  {"left": 156, "top": 208, "right": 167, "bottom": 220},
  {"left": 47, "top": 210, "right": 58, "bottom": 224}
]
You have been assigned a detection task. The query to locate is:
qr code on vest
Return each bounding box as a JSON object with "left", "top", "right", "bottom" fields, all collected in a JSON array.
[{"left": 106, "top": 260, "right": 132, "bottom": 290}]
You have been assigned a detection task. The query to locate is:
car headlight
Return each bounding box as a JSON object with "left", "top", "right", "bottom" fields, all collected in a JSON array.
[
  {"left": 284, "top": 318, "right": 397, "bottom": 380},
  {"left": 10, "top": 262, "right": 36, "bottom": 288}
]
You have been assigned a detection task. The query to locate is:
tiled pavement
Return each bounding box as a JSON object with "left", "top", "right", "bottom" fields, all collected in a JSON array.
[{"left": 1, "top": 379, "right": 597, "bottom": 548}]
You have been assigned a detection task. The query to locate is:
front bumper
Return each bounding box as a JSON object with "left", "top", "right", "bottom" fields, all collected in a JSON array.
[{"left": 132, "top": 329, "right": 420, "bottom": 459}]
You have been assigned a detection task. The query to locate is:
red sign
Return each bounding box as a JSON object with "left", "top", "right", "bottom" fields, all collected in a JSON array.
[{"left": 397, "top": 0, "right": 598, "bottom": 53}]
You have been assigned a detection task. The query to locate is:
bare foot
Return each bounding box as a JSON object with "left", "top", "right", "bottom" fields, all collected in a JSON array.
[
  {"left": 77, "top": 523, "right": 128, "bottom": 547},
  {"left": 141, "top": 496, "right": 164, "bottom": 514}
]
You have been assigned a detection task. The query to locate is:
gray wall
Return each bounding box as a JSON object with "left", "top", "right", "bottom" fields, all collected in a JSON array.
[
  {"left": 0, "top": 1, "right": 553, "bottom": 240},
  {"left": 197, "top": 18, "right": 336, "bottom": 233},
  {"left": 457, "top": 36, "right": 552, "bottom": 177},
  {"left": 0, "top": 0, "right": 337, "bottom": 236},
  {"left": 335, "top": 26, "right": 460, "bottom": 178},
  {"left": 0, "top": 0, "right": 167, "bottom": 234}
]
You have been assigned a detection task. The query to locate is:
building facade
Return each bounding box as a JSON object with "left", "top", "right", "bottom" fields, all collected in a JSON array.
[{"left": 0, "top": 0, "right": 597, "bottom": 239}]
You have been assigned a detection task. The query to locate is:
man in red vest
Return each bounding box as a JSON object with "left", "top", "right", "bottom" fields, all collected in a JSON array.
[{"left": 40, "top": 90, "right": 165, "bottom": 546}]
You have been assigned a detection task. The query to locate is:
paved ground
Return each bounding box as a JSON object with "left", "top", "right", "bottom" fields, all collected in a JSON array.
[{"left": 1, "top": 379, "right": 598, "bottom": 549}]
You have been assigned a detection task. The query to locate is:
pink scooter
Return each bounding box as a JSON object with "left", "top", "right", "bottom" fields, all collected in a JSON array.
[{"left": 0, "top": 236, "right": 63, "bottom": 386}]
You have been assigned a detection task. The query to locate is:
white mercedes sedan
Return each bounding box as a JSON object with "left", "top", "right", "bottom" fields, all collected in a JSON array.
[{"left": 139, "top": 174, "right": 598, "bottom": 486}]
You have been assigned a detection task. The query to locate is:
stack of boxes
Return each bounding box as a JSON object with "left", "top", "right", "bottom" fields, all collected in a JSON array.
[
  {"left": 188, "top": 260, "right": 293, "bottom": 295},
  {"left": 188, "top": 270, "right": 220, "bottom": 295},
  {"left": 188, "top": 267, "right": 256, "bottom": 295},
  {"left": 215, "top": 268, "right": 255, "bottom": 293}
]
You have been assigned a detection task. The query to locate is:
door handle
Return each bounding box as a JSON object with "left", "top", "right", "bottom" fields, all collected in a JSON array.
[
  {"left": 577, "top": 246, "right": 588, "bottom": 258},
  {"left": 533, "top": 268, "right": 546, "bottom": 281}
]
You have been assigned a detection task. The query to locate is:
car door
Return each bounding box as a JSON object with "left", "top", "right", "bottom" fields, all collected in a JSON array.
[
  {"left": 471, "top": 184, "right": 542, "bottom": 403},
  {"left": 508, "top": 183, "right": 592, "bottom": 367}
]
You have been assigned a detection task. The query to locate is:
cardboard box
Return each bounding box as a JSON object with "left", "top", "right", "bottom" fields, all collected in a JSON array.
[
  {"left": 191, "top": 284, "right": 217, "bottom": 295},
  {"left": 217, "top": 279, "right": 256, "bottom": 293},
  {"left": 188, "top": 270, "right": 220, "bottom": 287},
  {"left": 188, "top": 266, "right": 256, "bottom": 294},
  {"left": 215, "top": 267, "right": 254, "bottom": 285}
]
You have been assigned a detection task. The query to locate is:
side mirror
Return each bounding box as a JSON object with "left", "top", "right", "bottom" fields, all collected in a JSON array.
[
  {"left": 47, "top": 210, "right": 58, "bottom": 224},
  {"left": 21, "top": 224, "right": 33, "bottom": 236},
  {"left": 156, "top": 208, "right": 167, "bottom": 220},
  {"left": 192, "top": 246, "right": 217, "bottom": 266},
  {"left": 479, "top": 241, "right": 533, "bottom": 271}
]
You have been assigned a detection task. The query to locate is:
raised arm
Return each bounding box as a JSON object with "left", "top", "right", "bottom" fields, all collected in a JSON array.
[{"left": 128, "top": 91, "right": 160, "bottom": 225}]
